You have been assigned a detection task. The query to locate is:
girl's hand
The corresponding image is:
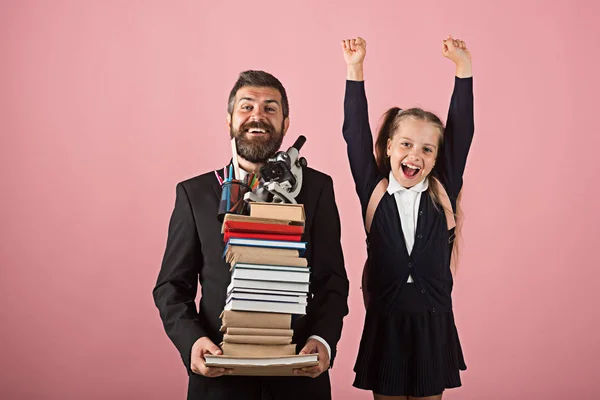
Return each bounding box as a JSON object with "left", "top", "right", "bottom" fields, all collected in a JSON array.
[
  {"left": 442, "top": 35, "right": 472, "bottom": 78},
  {"left": 342, "top": 37, "right": 366, "bottom": 81},
  {"left": 342, "top": 37, "right": 366, "bottom": 65}
]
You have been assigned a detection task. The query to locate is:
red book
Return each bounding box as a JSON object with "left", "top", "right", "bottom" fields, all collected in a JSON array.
[
  {"left": 223, "top": 220, "right": 304, "bottom": 235},
  {"left": 223, "top": 231, "right": 302, "bottom": 243}
]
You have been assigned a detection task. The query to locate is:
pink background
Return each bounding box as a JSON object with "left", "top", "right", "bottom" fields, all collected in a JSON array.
[{"left": 2, "top": 1, "right": 599, "bottom": 399}]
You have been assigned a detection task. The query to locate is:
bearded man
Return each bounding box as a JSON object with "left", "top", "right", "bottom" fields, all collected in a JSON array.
[{"left": 153, "top": 70, "right": 349, "bottom": 400}]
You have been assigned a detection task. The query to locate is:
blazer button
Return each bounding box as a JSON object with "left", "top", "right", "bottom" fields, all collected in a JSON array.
[
  {"left": 421, "top": 288, "right": 426, "bottom": 293},
  {"left": 432, "top": 307, "right": 436, "bottom": 313},
  {"left": 408, "top": 263, "right": 413, "bottom": 268},
  {"left": 419, "top": 211, "right": 423, "bottom": 216},
  {"left": 417, "top": 234, "right": 423, "bottom": 239}
]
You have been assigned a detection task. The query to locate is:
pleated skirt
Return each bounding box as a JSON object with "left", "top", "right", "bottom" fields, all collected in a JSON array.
[{"left": 353, "top": 284, "right": 466, "bottom": 397}]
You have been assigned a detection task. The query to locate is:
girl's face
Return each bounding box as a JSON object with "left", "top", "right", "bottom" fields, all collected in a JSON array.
[{"left": 387, "top": 117, "right": 441, "bottom": 188}]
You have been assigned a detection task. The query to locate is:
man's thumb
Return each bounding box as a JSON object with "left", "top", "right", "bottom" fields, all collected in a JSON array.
[{"left": 206, "top": 343, "right": 222, "bottom": 356}]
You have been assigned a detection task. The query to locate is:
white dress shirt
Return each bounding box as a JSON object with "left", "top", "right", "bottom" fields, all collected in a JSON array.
[
  {"left": 386, "top": 171, "right": 429, "bottom": 283},
  {"left": 235, "top": 167, "right": 331, "bottom": 361}
]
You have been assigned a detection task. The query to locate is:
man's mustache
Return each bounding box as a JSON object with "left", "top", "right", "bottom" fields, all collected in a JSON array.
[{"left": 240, "top": 120, "right": 274, "bottom": 134}]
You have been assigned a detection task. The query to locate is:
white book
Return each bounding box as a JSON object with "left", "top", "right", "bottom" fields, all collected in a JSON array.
[
  {"left": 226, "top": 286, "right": 306, "bottom": 297},
  {"left": 231, "top": 267, "right": 309, "bottom": 283},
  {"left": 205, "top": 354, "right": 318, "bottom": 367},
  {"left": 225, "top": 299, "right": 307, "bottom": 315},
  {"left": 228, "top": 278, "right": 309, "bottom": 293},
  {"left": 226, "top": 238, "right": 307, "bottom": 254},
  {"left": 227, "top": 291, "right": 307, "bottom": 305}
]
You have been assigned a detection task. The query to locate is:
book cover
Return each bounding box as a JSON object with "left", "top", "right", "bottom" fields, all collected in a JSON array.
[
  {"left": 220, "top": 310, "right": 291, "bottom": 330},
  {"left": 249, "top": 202, "right": 306, "bottom": 223},
  {"left": 228, "top": 278, "right": 309, "bottom": 294},
  {"left": 224, "top": 238, "right": 307, "bottom": 256},
  {"left": 224, "top": 327, "right": 294, "bottom": 337},
  {"left": 224, "top": 231, "right": 302, "bottom": 243},
  {"left": 222, "top": 334, "right": 293, "bottom": 345},
  {"left": 225, "top": 299, "right": 307, "bottom": 315},
  {"left": 230, "top": 267, "right": 310, "bottom": 284},
  {"left": 229, "top": 253, "right": 308, "bottom": 268},
  {"left": 204, "top": 354, "right": 318, "bottom": 377},
  {"left": 218, "top": 342, "right": 296, "bottom": 357}
]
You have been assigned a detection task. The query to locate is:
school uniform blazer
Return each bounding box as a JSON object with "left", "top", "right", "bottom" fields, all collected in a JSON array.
[
  {"left": 342, "top": 77, "right": 474, "bottom": 314},
  {"left": 152, "top": 164, "right": 349, "bottom": 373}
]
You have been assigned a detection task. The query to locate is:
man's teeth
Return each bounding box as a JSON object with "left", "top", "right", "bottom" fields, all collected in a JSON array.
[
  {"left": 248, "top": 128, "right": 266, "bottom": 133},
  {"left": 402, "top": 163, "right": 420, "bottom": 170}
]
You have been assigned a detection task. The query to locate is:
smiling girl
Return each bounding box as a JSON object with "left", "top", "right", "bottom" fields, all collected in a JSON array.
[{"left": 341, "top": 36, "right": 474, "bottom": 400}]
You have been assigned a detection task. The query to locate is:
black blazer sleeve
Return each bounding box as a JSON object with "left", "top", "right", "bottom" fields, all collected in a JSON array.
[
  {"left": 342, "top": 80, "right": 383, "bottom": 220},
  {"left": 434, "top": 77, "right": 474, "bottom": 208},
  {"left": 153, "top": 183, "right": 206, "bottom": 371},
  {"left": 306, "top": 176, "right": 349, "bottom": 364}
]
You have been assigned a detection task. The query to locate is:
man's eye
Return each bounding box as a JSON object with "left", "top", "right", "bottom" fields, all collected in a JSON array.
[{"left": 242, "top": 105, "right": 252, "bottom": 111}]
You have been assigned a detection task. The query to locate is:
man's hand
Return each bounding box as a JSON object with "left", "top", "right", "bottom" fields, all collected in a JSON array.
[
  {"left": 190, "top": 336, "right": 232, "bottom": 378},
  {"left": 342, "top": 37, "right": 366, "bottom": 81},
  {"left": 293, "top": 338, "right": 330, "bottom": 378},
  {"left": 442, "top": 35, "right": 472, "bottom": 78}
]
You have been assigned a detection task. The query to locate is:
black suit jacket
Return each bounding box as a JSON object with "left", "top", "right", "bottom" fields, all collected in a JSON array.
[{"left": 153, "top": 164, "right": 349, "bottom": 373}]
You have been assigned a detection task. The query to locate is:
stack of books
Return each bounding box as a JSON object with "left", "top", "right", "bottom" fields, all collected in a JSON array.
[{"left": 205, "top": 202, "right": 318, "bottom": 375}]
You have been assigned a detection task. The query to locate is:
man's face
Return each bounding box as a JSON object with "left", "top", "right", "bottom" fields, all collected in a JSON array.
[{"left": 227, "top": 86, "right": 289, "bottom": 163}]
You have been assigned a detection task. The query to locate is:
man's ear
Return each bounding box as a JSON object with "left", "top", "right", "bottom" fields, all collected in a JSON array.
[
  {"left": 226, "top": 113, "right": 232, "bottom": 130},
  {"left": 283, "top": 117, "right": 290, "bottom": 136}
]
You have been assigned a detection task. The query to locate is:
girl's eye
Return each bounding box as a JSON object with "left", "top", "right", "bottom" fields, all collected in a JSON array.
[
  {"left": 424, "top": 147, "right": 432, "bottom": 153},
  {"left": 401, "top": 142, "right": 411, "bottom": 147}
]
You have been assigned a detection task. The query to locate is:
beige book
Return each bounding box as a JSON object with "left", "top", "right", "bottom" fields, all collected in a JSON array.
[
  {"left": 220, "top": 342, "right": 296, "bottom": 357},
  {"left": 229, "top": 253, "right": 308, "bottom": 268},
  {"left": 223, "top": 334, "right": 293, "bottom": 345},
  {"left": 225, "top": 246, "right": 299, "bottom": 262},
  {"left": 249, "top": 202, "right": 306, "bottom": 223},
  {"left": 226, "top": 327, "right": 294, "bottom": 337},
  {"left": 220, "top": 310, "right": 291, "bottom": 330}
]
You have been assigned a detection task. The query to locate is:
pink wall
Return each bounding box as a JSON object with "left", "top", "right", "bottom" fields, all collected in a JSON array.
[{"left": 2, "top": 1, "right": 599, "bottom": 398}]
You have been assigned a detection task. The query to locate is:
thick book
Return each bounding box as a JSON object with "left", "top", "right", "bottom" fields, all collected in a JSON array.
[
  {"left": 224, "top": 238, "right": 307, "bottom": 256},
  {"left": 227, "top": 291, "right": 307, "bottom": 305},
  {"left": 223, "top": 231, "right": 302, "bottom": 243},
  {"left": 228, "top": 278, "right": 309, "bottom": 294},
  {"left": 231, "top": 265, "right": 310, "bottom": 284},
  {"left": 220, "top": 310, "right": 291, "bottom": 330},
  {"left": 229, "top": 253, "right": 308, "bottom": 268},
  {"left": 223, "top": 219, "right": 304, "bottom": 235},
  {"left": 219, "top": 342, "right": 296, "bottom": 357},
  {"left": 225, "top": 245, "right": 300, "bottom": 261},
  {"left": 222, "top": 213, "right": 304, "bottom": 230},
  {"left": 227, "top": 287, "right": 308, "bottom": 297},
  {"left": 225, "top": 298, "right": 307, "bottom": 315},
  {"left": 204, "top": 354, "right": 318, "bottom": 377},
  {"left": 224, "top": 327, "right": 294, "bottom": 337},
  {"left": 249, "top": 202, "right": 306, "bottom": 223},
  {"left": 222, "top": 334, "right": 293, "bottom": 345}
]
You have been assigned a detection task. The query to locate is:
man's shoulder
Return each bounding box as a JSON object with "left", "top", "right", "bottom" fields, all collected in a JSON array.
[
  {"left": 176, "top": 170, "right": 219, "bottom": 192},
  {"left": 303, "top": 166, "right": 333, "bottom": 186}
]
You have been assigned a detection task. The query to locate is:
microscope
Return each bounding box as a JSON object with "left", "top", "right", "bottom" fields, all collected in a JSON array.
[{"left": 244, "top": 135, "right": 308, "bottom": 204}]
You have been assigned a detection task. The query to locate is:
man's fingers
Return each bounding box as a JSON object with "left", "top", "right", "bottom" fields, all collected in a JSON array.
[{"left": 293, "top": 367, "right": 322, "bottom": 378}]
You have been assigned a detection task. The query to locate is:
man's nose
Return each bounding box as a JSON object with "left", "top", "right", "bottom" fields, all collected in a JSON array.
[{"left": 250, "top": 108, "right": 264, "bottom": 120}]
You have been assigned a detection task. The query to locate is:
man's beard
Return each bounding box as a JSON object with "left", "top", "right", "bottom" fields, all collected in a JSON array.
[{"left": 230, "top": 120, "right": 284, "bottom": 163}]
